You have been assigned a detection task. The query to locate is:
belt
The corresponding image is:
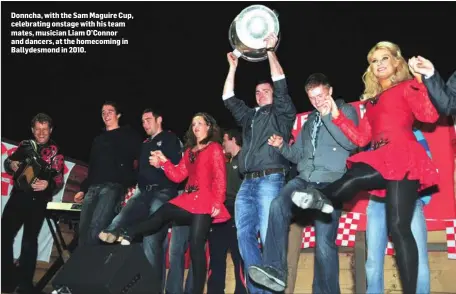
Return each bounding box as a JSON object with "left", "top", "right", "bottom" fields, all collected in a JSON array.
[{"left": 244, "top": 168, "right": 285, "bottom": 180}]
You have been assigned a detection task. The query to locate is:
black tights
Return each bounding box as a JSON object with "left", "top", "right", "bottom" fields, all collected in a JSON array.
[
  {"left": 127, "top": 203, "right": 212, "bottom": 294},
  {"left": 321, "top": 163, "right": 420, "bottom": 294}
]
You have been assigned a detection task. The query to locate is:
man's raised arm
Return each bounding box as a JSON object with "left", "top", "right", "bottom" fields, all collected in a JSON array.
[{"left": 223, "top": 52, "right": 251, "bottom": 126}]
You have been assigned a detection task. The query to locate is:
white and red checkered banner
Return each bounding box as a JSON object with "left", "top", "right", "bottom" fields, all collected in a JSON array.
[
  {"left": 445, "top": 219, "right": 456, "bottom": 260},
  {"left": 122, "top": 185, "right": 138, "bottom": 206},
  {"left": 1, "top": 141, "right": 76, "bottom": 262},
  {"left": 301, "top": 226, "right": 315, "bottom": 248},
  {"left": 385, "top": 236, "right": 395, "bottom": 256},
  {"left": 336, "top": 212, "right": 363, "bottom": 247}
]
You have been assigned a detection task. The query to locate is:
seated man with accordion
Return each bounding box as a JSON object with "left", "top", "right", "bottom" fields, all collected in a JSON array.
[{"left": 2, "top": 113, "right": 65, "bottom": 294}]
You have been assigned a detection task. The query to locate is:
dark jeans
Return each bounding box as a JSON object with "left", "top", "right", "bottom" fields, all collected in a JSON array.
[
  {"left": 1, "top": 189, "right": 48, "bottom": 291},
  {"left": 78, "top": 182, "right": 125, "bottom": 246},
  {"left": 107, "top": 186, "right": 177, "bottom": 292},
  {"left": 127, "top": 203, "right": 212, "bottom": 294},
  {"left": 263, "top": 178, "right": 342, "bottom": 294},
  {"left": 165, "top": 224, "right": 194, "bottom": 294},
  {"left": 207, "top": 218, "right": 247, "bottom": 294}
]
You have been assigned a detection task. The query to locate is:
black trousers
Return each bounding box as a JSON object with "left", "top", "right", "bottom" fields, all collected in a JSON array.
[
  {"left": 128, "top": 203, "right": 212, "bottom": 294},
  {"left": 320, "top": 162, "right": 420, "bottom": 294},
  {"left": 207, "top": 218, "right": 246, "bottom": 294},
  {"left": 1, "top": 189, "right": 48, "bottom": 292}
]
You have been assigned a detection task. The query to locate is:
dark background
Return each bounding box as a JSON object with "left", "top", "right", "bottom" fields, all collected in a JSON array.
[{"left": 2, "top": 1, "right": 455, "bottom": 162}]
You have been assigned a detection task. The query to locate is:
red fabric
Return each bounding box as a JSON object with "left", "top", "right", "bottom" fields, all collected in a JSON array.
[
  {"left": 163, "top": 142, "right": 231, "bottom": 223},
  {"left": 332, "top": 79, "right": 440, "bottom": 197}
]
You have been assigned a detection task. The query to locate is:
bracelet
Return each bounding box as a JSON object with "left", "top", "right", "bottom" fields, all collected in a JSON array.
[{"left": 266, "top": 47, "right": 275, "bottom": 52}]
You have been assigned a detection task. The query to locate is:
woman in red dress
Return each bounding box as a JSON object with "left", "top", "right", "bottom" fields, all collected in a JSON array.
[
  {"left": 99, "top": 112, "right": 230, "bottom": 294},
  {"left": 292, "top": 41, "right": 439, "bottom": 294}
]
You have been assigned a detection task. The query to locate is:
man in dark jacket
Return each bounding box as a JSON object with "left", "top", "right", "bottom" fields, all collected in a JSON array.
[
  {"left": 248, "top": 73, "right": 359, "bottom": 293},
  {"left": 74, "top": 101, "right": 142, "bottom": 246},
  {"left": 222, "top": 33, "right": 296, "bottom": 293},
  {"left": 207, "top": 128, "right": 247, "bottom": 294},
  {"left": 409, "top": 55, "right": 456, "bottom": 115},
  {"left": 2, "top": 113, "right": 65, "bottom": 294}
]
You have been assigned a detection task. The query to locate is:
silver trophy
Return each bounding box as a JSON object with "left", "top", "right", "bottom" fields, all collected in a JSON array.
[{"left": 229, "top": 5, "right": 280, "bottom": 62}]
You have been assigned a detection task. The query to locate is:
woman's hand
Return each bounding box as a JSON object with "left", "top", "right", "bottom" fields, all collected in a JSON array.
[
  {"left": 211, "top": 205, "right": 220, "bottom": 217},
  {"left": 150, "top": 150, "right": 168, "bottom": 164}
]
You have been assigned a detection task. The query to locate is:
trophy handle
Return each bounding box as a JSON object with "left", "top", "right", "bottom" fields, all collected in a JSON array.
[{"left": 232, "top": 49, "right": 242, "bottom": 58}]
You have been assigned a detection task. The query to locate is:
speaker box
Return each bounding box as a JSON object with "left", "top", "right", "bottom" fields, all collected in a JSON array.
[{"left": 52, "top": 243, "right": 159, "bottom": 294}]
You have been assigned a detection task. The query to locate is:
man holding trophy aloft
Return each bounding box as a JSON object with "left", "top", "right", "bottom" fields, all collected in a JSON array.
[{"left": 222, "top": 5, "right": 297, "bottom": 293}]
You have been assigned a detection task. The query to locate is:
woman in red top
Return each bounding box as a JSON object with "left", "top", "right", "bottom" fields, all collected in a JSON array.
[
  {"left": 99, "top": 112, "right": 230, "bottom": 294},
  {"left": 292, "top": 41, "right": 439, "bottom": 294}
]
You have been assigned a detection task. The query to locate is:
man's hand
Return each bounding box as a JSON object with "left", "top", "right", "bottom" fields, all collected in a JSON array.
[
  {"left": 31, "top": 179, "right": 48, "bottom": 192},
  {"left": 74, "top": 191, "right": 85, "bottom": 203},
  {"left": 317, "top": 100, "right": 331, "bottom": 116},
  {"left": 268, "top": 134, "right": 284, "bottom": 148},
  {"left": 10, "top": 161, "right": 20, "bottom": 172},
  {"left": 227, "top": 52, "right": 238, "bottom": 69},
  {"left": 326, "top": 96, "right": 340, "bottom": 119},
  {"left": 409, "top": 56, "right": 435, "bottom": 78},
  {"left": 149, "top": 153, "right": 161, "bottom": 168},
  {"left": 151, "top": 150, "right": 168, "bottom": 165},
  {"left": 264, "top": 33, "right": 278, "bottom": 49}
]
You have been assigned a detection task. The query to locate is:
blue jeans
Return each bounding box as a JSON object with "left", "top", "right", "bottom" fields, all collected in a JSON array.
[
  {"left": 165, "top": 224, "right": 194, "bottom": 294},
  {"left": 78, "top": 182, "right": 125, "bottom": 246},
  {"left": 107, "top": 186, "right": 177, "bottom": 292},
  {"left": 365, "top": 198, "right": 430, "bottom": 294},
  {"left": 235, "top": 173, "right": 285, "bottom": 294},
  {"left": 263, "top": 178, "right": 342, "bottom": 294}
]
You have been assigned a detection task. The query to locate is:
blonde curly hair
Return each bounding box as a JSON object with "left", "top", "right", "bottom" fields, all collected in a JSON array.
[{"left": 361, "top": 41, "right": 412, "bottom": 101}]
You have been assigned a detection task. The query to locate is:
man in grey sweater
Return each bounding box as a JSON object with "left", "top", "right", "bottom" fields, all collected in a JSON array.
[{"left": 248, "top": 73, "right": 359, "bottom": 293}]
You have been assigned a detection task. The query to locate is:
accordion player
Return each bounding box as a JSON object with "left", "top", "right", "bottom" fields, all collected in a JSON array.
[{"left": 7, "top": 139, "right": 60, "bottom": 193}]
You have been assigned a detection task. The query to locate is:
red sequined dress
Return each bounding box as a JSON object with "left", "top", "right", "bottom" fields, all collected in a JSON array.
[
  {"left": 332, "top": 78, "right": 440, "bottom": 197},
  {"left": 161, "top": 142, "right": 231, "bottom": 223}
]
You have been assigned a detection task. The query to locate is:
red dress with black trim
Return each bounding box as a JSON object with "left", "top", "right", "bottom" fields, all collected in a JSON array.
[
  {"left": 333, "top": 78, "right": 440, "bottom": 197},
  {"left": 161, "top": 142, "right": 231, "bottom": 223}
]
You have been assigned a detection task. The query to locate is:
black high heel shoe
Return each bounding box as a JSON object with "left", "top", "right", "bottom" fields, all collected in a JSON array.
[{"left": 98, "top": 227, "right": 133, "bottom": 245}]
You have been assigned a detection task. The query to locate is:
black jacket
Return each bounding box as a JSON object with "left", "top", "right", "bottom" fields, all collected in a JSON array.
[
  {"left": 137, "top": 131, "right": 182, "bottom": 190},
  {"left": 80, "top": 125, "right": 142, "bottom": 193},
  {"left": 224, "top": 78, "right": 296, "bottom": 174},
  {"left": 423, "top": 70, "right": 456, "bottom": 116}
]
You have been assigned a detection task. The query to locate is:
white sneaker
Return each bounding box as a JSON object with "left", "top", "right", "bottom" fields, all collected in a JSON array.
[{"left": 291, "top": 189, "right": 334, "bottom": 214}]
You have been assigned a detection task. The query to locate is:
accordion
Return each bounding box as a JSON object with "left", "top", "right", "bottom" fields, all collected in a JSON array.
[{"left": 9, "top": 140, "right": 55, "bottom": 192}]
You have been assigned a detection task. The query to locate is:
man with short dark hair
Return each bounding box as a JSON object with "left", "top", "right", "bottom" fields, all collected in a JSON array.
[
  {"left": 248, "top": 73, "right": 359, "bottom": 293},
  {"left": 75, "top": 101, "right": 142, "bottom": 246},
  {"left": 2, "top": 113, "right": 65, "bottom": 293},
  {"left": 222, "top": 33, "right": 297, "bottom": 294},
  {"left": 207, "top": 128, "right": 246, "bottom": 294}
]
